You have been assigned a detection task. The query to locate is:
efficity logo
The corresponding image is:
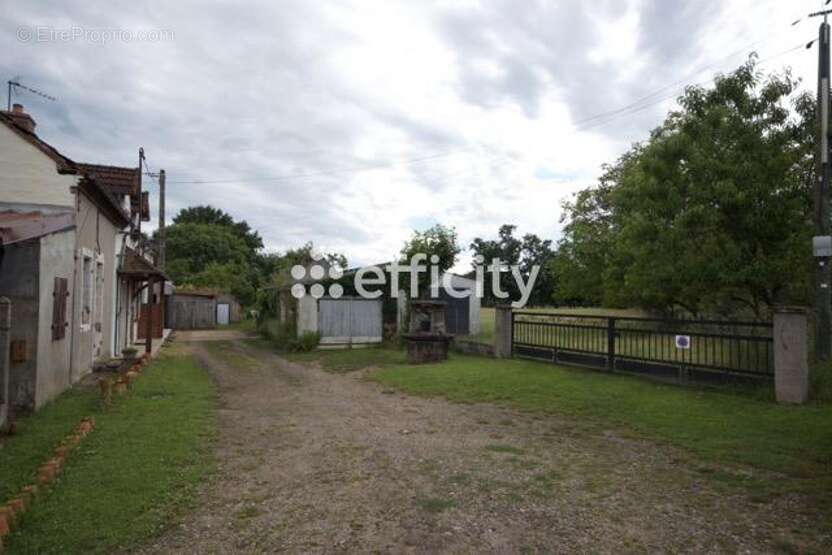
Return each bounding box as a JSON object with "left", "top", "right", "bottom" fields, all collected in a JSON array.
[{"left": 290, "top": 251, "right": 539, "bottom": 308}]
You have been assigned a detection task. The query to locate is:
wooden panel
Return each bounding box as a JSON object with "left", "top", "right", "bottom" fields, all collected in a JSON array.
[
  {"left": 137, "top": 302, "right": 164, "bottom": 339},
  {"left": 51, "top": 277, "right": 68, "bottom": 340},
  {"left": 171, "top": 297, "right": 216, "bottom": 330},
  {"left": 319, "top": 298, "right": 382, "bottom": 342}
]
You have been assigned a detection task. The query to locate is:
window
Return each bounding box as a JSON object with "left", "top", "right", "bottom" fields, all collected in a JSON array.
[{"left": 81, "top": 255, "right": 92, "bottom": 328}]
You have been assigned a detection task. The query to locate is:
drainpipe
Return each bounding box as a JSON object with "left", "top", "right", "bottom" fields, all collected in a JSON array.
[
  {"left": 68, "top": 184, "right": 81, "bottom": 383},
  {"left": 114, "top": 231, "right": 128, "bottom": 355}
]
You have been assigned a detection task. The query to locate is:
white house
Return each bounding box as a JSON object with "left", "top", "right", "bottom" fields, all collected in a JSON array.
[{"left": 0, "top": 104, "right": 163, "bottom": 420}]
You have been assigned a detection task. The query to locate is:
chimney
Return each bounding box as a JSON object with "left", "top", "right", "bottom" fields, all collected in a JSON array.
[{"left": 4, "top": 103, "right": 37, "bottom": 133}]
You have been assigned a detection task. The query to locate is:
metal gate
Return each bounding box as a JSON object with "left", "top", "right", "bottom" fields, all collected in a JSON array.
[
  {"left": 318, "top": 297, "right": 383, "bottom": 344},
  {"left": 512, "top": 312, "right": 773, "bottom": 385}
]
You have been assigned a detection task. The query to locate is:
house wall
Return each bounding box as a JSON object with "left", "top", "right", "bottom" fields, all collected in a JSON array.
[
  {"left": 35, "top": 229, "right": 74, "bottom": 407},
  {"left": 71, "top": 190, "right": 120, "bottom": 380},
  {"left": 0, "top": 124, "right": 76, "bottom": 211},
  {"left": 0, "top": 239, "right": 40, "bottom": 413}
]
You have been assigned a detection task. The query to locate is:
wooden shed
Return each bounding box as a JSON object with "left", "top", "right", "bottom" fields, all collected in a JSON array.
[{"left": 169, "top": 290, "right": 217, "bottom": 330}]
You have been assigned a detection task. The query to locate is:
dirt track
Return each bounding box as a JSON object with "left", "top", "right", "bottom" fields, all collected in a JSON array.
[{"left": 142, "top": 336, "right": 827, "bottom": 553}]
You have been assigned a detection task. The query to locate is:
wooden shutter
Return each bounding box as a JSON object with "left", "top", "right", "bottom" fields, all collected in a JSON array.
[{"left": 52, "top": 277, "right": 69, "bottom": 340}]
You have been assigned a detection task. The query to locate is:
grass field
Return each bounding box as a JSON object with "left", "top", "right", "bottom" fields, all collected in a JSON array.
[
  {"left": 1, "top": 344, "right": 216, "bottom": 553},
  {"left": 362, "top": 351, "right": 832, "bottom": 511},
  {"left": 465, "top": 306, "right": 649, "bottom": 345}
]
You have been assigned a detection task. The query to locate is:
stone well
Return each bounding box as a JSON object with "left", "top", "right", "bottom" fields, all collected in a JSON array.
[{"left": 401, "top": 300, "right": 452, "bottom": 363}]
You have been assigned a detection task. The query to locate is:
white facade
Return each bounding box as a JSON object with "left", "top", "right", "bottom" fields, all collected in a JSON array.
[
  {"left": 0, "top": 123, "right": 76, "bottom": 210},
  {"left": 0, "top": 111, "right": 135, "bottom": 410}
]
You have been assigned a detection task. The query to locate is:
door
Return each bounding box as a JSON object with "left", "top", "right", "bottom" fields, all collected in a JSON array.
[
  {"left": 217, "top": 303, "right": 230, "bottom": 325},
  {"left": 318, "top": 298, "right": 382, "bottom": 343},
  {"left": 93, "top": 257, "right": 104, "bottom": 357}
]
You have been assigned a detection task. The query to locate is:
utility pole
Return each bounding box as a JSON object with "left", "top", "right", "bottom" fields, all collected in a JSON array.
[
  {"left": 811, "top": 8, "right": 832, "bottom": 361},
  {"left": 158, "top": 169, "right": 166, "bottom": 271},
  {"left": 137, "top": 147, "right": 145, "bottom": 234}
]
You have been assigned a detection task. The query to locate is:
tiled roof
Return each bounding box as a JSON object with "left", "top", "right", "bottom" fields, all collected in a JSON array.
[
  {"left": 175, "top": 288, "right": 218, "bottom": 298},
  {"left": 77, "top": 163, "right": 140, "bottom": 196},
  {"left": 119, "top": 248, "right": 165, "bottom": 278}
]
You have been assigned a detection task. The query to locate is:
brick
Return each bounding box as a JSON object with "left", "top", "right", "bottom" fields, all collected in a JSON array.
[{"left": 0, "top": 507, "right": 13, "bottom": 534}]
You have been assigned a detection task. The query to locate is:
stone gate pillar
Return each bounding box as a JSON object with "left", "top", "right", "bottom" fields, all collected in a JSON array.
[
  {"left": 773, "top": 307, "right": 809, "bottom": 404},
  {"left": 494, "top": 305, "right": 513, "bottom": 359}
]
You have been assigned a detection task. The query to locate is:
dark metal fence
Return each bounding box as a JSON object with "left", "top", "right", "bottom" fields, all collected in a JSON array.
[{"left": 512, "top": 312, "right": 773, "bottom": 385}]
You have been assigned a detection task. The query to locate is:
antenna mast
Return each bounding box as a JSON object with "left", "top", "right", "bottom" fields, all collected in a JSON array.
[{"left": 6, "top": 80, "right": 57, "bottom": 111}]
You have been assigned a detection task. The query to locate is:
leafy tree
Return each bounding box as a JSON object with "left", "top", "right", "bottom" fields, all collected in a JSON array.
[
  {"left": 471, "top": 225, "right": 555, "bottom": 305},
  {"left": 164, "top": 223, "right": 251, "bottom": 277},
  {"left": 268, "top": 242, "right": 347, "bottom": 289},
  {"left": 164, "top": 206, "right": 265, "bottom": 305},
  {"left": 173, "top": 205, "right": 263, "bottom": 253},
  {"left": 399, "top": 224, "right": 460, "bottom": 297},
  {"left": 401, "top": 224, "right": 460, "bottom": 274},
  {"left": 554, "top": 57, "right": 815, "bottom": 316}
]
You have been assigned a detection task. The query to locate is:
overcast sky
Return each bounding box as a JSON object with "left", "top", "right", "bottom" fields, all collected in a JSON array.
[{"left": 1, "top": 0, "right": 819, "bottom": 270}]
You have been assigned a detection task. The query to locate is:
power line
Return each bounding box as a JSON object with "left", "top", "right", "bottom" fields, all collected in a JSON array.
[
  {"left": 573, "top": 41, "right": 808, "bottom": 134},
  {"left": 166, "top": 39, "right": 809, "bottom": 186}
]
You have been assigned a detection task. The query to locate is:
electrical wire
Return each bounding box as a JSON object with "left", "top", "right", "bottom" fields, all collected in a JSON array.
[{"left": 166, "top": 39, "right": 810, "bottom": 186}]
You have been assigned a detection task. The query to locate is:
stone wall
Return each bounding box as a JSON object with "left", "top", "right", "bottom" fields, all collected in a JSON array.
[{"left": 453, "top": 339, "right": 495, "bottom": 358}]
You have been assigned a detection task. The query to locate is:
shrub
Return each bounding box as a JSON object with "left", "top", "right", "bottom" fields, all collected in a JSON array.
[{"left": 293, "top": 331, "right": 320, "bottom": 352}]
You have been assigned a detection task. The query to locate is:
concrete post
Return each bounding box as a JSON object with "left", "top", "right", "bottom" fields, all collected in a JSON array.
[
  {"left": 773, "top": 307, "right": 809, "bottom": 404},
  {"left": 297, "top": 295, "right": 318, "bottom": 336},
  {"left": 494, "top": 305, "right": 513, "bottom": 358},
  {"left": 0, "top": 297, "right": 11, "bottom": 428}
]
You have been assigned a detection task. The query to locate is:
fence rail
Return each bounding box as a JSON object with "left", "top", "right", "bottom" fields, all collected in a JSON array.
[{"left": 512, "top": 311, "right": 773, "bottom": 384}]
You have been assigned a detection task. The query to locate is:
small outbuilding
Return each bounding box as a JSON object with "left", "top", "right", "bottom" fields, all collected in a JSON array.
[{"left": 168, "top": 289, "right": 242, "bottom": 329}]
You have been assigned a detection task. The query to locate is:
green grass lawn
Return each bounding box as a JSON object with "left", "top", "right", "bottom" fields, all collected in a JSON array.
[
  {"left": 1, "top": 343, "right": 216, "bottom": 553},
  {"left": 217, "top": 318, "right": 256, "bottom": 333},
  {"left": 363, "top": 352, "right": 832, "bottom": 508}
]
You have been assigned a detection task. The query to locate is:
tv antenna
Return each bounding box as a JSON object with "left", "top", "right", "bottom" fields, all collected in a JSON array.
[{"left": 6, "top": 79, "right": 57, "bottom": 111}]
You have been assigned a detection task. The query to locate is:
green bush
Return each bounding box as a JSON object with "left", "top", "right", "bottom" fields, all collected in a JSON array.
[{"left": 293, "top": 331, "right": 321, "bottom": 352}]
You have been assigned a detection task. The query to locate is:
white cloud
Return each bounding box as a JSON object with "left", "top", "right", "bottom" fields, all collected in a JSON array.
[{"left": 0, "top": 0, "right": 816, "bottom": 273}]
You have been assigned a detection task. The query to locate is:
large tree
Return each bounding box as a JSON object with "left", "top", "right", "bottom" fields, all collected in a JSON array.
[
  {"left": 470, "top": 225, "right": 555, "bottom": 306},
  {"left": 553, "top": 57, "right": 815, "bottom": 316},
  {"left": 163, "top": 206, "right": 269, "bottom": 305},
  {"left": 173, "top": 205, "right": 263, "bottom": 254},
  {"left": 401, "top": 224, "right": 460, "bottom": 274},
  {"left": 164, "top": 222, "right": 258, "bottom": 304}
]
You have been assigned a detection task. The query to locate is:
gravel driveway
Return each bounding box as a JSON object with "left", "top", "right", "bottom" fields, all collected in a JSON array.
[{"left": 142, "top": 337, "right": 827, "bottom": 553}]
